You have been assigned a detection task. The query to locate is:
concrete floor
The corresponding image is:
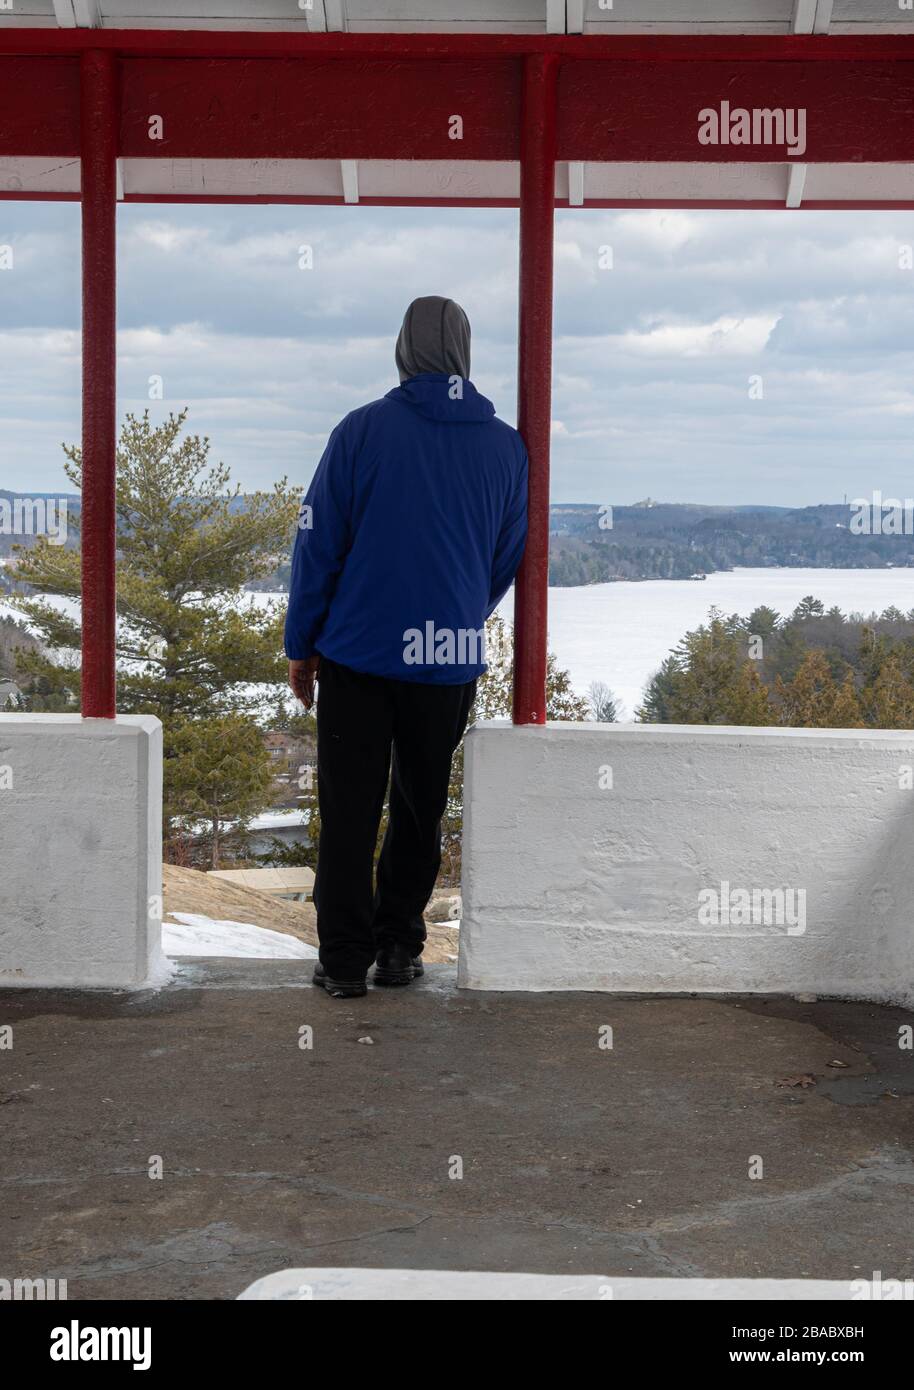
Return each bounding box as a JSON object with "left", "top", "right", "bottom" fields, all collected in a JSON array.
[{"left": 1, "top": 960, "right": 912, "bottom": 1300}]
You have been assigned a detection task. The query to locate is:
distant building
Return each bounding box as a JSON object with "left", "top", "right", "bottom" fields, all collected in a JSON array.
[
  {"left": 262, "top": 729, "right": 314, "bottom": 788},
  {"left": 207, "top": 865, "right": 314, "bottom": 902},
  {"left": 246, "top": 808, "right": 312, "bottom": 859}
]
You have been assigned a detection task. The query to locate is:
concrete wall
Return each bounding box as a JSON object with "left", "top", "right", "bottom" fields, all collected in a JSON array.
[
  {"left": 459, "top": 722, "right": 914, "bottom": 1004},
  {"left": 0, "top": 715, "right": 165, "bottom": 989}
]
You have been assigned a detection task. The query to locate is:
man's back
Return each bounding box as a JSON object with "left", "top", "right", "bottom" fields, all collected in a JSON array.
[
  {"left": 285, "top": 371, "right": 528, "bottom": 684},
  {"left": 286, "top": 294, "right": 529, "bottom": 996}
]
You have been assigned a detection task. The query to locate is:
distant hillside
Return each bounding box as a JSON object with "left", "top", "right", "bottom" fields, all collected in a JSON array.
[
  {"left": 4, "top": 494, "right": 910, "bottom": 592},
  {"left": 257, "top": 500, "right": 913, "bottom": 592},
  {"left": 548, "top": 503, "right": 914, "bottom": 586}
]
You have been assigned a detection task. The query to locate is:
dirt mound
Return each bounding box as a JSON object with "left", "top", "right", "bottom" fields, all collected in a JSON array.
[
  {"left": 163, "top": 864, "right": 459, "bottom": 964},
  {"left": 164, "top": 863, "right": 318, "bottom": 944}
]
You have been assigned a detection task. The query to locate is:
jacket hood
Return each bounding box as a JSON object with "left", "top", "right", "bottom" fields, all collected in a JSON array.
[
  {"left": 385, "top": 373, "right": 496, "bottom": 423},
  {"left": 396, "top": 295, "right": 471, "bottom": 382}
]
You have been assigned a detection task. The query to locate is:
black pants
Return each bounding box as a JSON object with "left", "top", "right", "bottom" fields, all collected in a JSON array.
[{"left": 313, "top": 656, "right": 476, "bottom": 978}]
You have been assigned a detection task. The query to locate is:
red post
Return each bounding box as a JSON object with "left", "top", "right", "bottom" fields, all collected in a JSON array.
[
  {"left": 512, "top": 52, "right": 557, "bottom": 726},
  {"left": 80, "top": 48, "right": 118, "bottom": 718}
]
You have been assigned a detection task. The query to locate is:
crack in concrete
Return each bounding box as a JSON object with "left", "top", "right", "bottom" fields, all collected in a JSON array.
[
  {"left": 46, "top": 1218, "right": 440, "bottom": 1284},
  {"left": 6, "top": 1155, "right": 912, "bottom": 1286},
  {"left": 637, "top": 1148, "right": 914, "bottom": 1240}
]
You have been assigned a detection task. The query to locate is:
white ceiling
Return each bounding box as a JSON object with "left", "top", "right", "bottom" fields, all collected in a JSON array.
[
  {"left": 4, "top": 156, "right": 914, "bottom": 207},
  {"left": 5, "top": 1, "right": 914, "bottom": 37}
]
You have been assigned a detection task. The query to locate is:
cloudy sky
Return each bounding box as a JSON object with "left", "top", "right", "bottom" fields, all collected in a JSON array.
[{"left": 3, "top": 201, "right": 914, "bottom": 505}]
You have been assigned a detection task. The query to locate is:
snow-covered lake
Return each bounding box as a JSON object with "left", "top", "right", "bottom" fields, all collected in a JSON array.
[
  {"left": 7, "top": 567, "right": 914, "bottom": 722},
  {"left": 500, "top": 567, "right": 914, "bottom": 718}
]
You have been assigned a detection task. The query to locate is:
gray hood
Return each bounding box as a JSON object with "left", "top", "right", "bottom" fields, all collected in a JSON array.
[{"left": 395, "top": 296, "right": 471, "bottom": 383}]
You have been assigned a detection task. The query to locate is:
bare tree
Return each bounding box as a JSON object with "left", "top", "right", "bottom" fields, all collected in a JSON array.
[{"left": 587, "top": 680, "right": 619, "bottom": 723}]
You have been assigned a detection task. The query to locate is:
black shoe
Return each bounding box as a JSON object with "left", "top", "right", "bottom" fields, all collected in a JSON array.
[
  {"left": 312, "top": 962, "right": 367, "bottom": 998},
  {"left": 374, "top": 943, "right": 424, "bottom": 987}
]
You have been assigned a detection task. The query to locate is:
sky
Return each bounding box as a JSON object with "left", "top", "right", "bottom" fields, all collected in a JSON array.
[{"left": 3, "top": 201, "right": 914, "bottom": 505}]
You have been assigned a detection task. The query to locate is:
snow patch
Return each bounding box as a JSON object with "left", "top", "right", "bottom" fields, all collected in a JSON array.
[{"left": 164, "top": 913, "right": 318, "bottom": 960}]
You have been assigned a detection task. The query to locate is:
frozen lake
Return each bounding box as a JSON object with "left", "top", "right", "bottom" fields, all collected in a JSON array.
[
  {"left": 499, "top": 567, "right": 914, "bottom": 719},
  {"left": 6, "top": 567, "right": 914, "bottom": 721}
]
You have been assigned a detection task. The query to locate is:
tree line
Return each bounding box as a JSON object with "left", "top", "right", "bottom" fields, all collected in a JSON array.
[{"left": 639, "top": 597, "right": 914, "bottom": 728}]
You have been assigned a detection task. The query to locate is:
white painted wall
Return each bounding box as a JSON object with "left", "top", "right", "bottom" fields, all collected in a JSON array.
[
  {"left": 460, "top": 722, "right": 914, "bottom": 1004},
  {"left": 0, "top": 715, "right": 165, "bottom": 989}
]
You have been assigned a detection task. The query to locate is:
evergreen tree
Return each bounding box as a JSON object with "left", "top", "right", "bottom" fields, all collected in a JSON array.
[
  {"left": 9, "top": 410, "right": 299, "bottom": 859},
  {"left": 742, "top": 605, "right": 781, "bottom": 639},
  {"left": 792, "top": 595, "right": 826, "bottom": 621},
  {"left": 641, "top": 611, "right": 775, "bottom": 725},
  {"left": 637, "top": 655, "right": 680, "bottom": 723},
  {"left": 166, "top": 715, "right": 276, "bottom": 868},
  {"left": 863, "top": 651, "right": 914, "bottom": 729},
  {"left": 10, "top": 410, "right": 296, "bottom": 721},
  {"left": 774, "top": 650, "right": 864, "bottom": 728}
]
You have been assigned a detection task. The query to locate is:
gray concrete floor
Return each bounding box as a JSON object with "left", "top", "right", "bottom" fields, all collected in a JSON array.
[{"left": 1, "top": 960, "right": 912, "bottom": 1299}]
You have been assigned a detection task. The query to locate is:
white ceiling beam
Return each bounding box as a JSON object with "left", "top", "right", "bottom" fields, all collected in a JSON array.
[
  {"left": 566, "top": 0, "right": 585, "bottom": 31},
  {"left": 52, "top": 0, "right": 76, "bottom": 27},
  {"left": 786, "top": 163, "right": 807, "bottom": 209},
  {"left": 305, "top": 1, "right": 327, "bottom": 31},
  {"left": 546, "top": 0, "right": 565, "bottom": 34},
  {"left": 568, "top": 161, "right": 585, "bottom": 206},
  {"left": 72, "top": 0, "right": 100, "bottom": 25},
  {"left": 813, "top": 0, "right": 834, "bottom": 34},
  {"left": 325, "top": 0, "right": 346, "bottom": 30},
  {"left": 341, "top": 159, "right": 359, "bottom": 204},
  {"left": 791, "top": 0, "right": 817, "bottom": 34}
]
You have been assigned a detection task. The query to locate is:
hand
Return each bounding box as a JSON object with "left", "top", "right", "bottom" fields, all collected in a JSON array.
[{"left": 289, "top": 655, "right": 320, "bottom": 709}]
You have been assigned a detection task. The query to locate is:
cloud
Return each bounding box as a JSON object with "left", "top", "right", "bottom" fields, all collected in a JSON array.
[{"left": 5, "top": 201, "right": 914, "bottom": 504}]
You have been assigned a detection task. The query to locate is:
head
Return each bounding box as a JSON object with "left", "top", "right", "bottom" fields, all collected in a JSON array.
[{"left": 395, "top": 296, "right": 471, "bottom": 383}]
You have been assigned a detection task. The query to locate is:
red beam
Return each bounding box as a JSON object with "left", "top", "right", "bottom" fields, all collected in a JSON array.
[
  {"left": 4, "top": 40, "right": 914, "bottom": 165},
  {"left": 80, "top": 49, "right": 118, "bottom": 720},
  {"left": 6, "top": 49, "right": 914, "bottom": 165},
  {"left": 2, "top": 30, "right": 914, "bottom": 61},
  {"left": 0, "top": 58, "right": 80, "bottom": 156},
  {"left": 513, "top": 52, "right": 558, "bottom": 729},
  {"left": 119, "top": 57, "right": 521, "bottom": 161},
  {"left": 559, "top": 60, "right": 914, "bottom": 162}
]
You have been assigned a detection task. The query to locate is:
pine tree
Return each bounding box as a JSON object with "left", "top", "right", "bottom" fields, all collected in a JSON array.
[
  {"left": 743, "top": 605, "right": 781, "bottom": 639},
  {"left": 637, "top": 655, "right": 680, "bottom": 723},
  {"left": 647, "top": 612, "right": 767, "bottom": 724},
  {"left": 775, "top": 650, "right": 864, "bottom": 728},
  {"left": 10, "top": 410, "right": 297, "bottom": 720},
  {"left": 792, "top": 595, "right": 826, "bottom": 621},
  {"left": 9, "top": 410, "right": 299, "bottom": 859},
  {"left": 863, "top": 651, "right": 914, "bottom": 729},
  {"left": 166, "top": 715, "right": 276, "bottom": 869}
]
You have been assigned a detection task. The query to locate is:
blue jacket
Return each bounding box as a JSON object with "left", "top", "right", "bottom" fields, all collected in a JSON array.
[{"left": 284, "top": 373, "right": 528, "bottom": 684}]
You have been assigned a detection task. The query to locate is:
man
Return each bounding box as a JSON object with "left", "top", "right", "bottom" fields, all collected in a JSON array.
[{"left": 285, "top": 296, "right": 528, "bottom": 998}]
